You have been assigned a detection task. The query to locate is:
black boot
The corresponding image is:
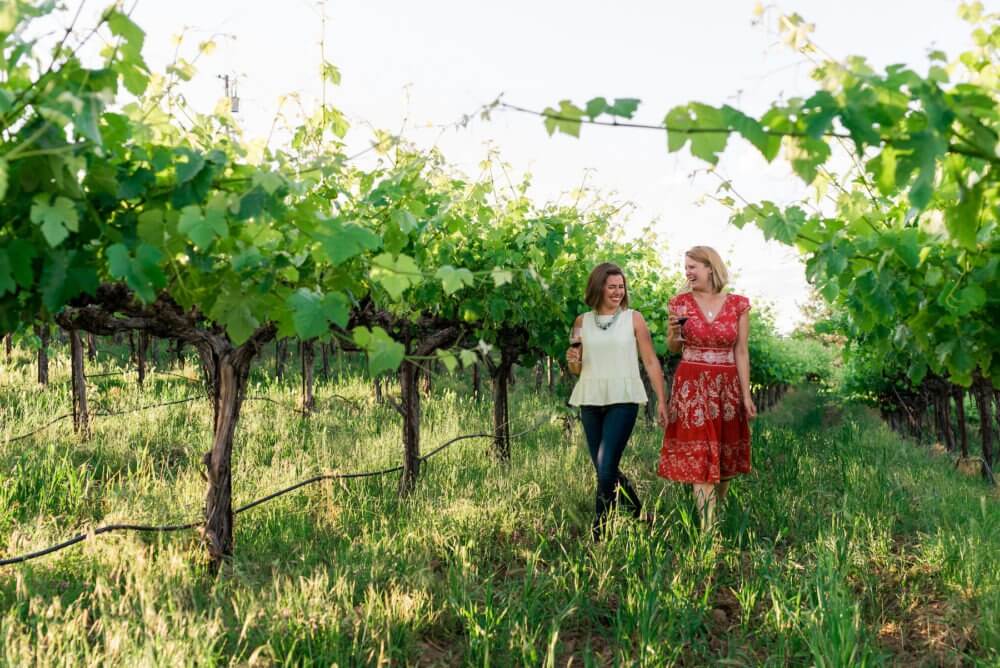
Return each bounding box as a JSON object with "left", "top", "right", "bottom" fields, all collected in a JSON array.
[{"left": 616, "top": 472, "right": 642, "bottom": 519}]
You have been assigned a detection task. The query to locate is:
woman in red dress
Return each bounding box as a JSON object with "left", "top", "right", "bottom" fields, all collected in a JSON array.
[{"left": 657, "top": 246, "right": 756, "bottom": 531}]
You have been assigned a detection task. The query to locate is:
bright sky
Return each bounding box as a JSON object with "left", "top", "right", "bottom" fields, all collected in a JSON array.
[{"left": 70, "top": 1, "right": 977, "bottom": 331}]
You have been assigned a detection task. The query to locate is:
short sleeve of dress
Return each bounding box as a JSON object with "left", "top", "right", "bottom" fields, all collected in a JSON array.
[{"left": 734, "top": 294, "right": 751, "bottom": 316}]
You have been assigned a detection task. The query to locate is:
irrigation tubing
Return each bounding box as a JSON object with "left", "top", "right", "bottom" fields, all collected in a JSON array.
[
  {"left": 2, "top": 397, "right": 203, "bottom": 443},
  {"left": 0, "top": 414, "right": 551, "bottom": 566}
]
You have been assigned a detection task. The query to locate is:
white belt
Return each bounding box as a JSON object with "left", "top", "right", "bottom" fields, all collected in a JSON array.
[{"left": 682, "top": 347, "right": 735, "bottom": 364}]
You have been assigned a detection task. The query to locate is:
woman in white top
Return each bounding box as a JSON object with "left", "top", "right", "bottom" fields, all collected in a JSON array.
[{"left": 566, "top": 263, "right": 668, "bottom": 541}]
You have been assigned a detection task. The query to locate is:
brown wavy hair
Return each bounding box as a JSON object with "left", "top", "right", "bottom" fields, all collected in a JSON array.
[{"left": 584, "top": 263, "right": 629, "bottom": 310}]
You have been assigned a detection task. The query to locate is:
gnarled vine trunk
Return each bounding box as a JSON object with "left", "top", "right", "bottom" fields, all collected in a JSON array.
[
  {"left": 973, "top": 375, "right": 994, "bottom": 473},
  {"left": 137, "top": 331, "right": 149, "bottom": 387},
  {"left": 35, "top": 324, "right": 49, "bottom": 386},
  {"left": 301, "top": 339, "right": 315, "bottom": 412},
  {"left": 953, "top": 386, "right": 969, "bottom": 459},
  {"left": 492, "top": 347, "right": 515, "bottom": 461},
  {"left": 69, "top": 329, "right": 89, "bottom": 439},
  {"left": 398, "top": 359, "right": 421, "bottom": 495}
]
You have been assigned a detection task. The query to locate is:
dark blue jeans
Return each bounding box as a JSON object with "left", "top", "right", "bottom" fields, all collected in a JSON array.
[{"left": 579, "top": 403, "right": 641, "bottom": 536}]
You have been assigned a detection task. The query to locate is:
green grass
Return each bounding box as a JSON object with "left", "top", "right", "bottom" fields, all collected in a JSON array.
[{"left": 1, "top": 343, "right": 999, "bottom": 666}]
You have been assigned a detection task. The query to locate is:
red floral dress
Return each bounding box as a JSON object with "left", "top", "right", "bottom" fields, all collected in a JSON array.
[{"left": 658, "top": 292, "right": 752, "bottom": 484}]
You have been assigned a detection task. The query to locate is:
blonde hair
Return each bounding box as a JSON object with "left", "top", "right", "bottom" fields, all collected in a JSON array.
[{"left": 685, "top": 246, "right": 729, "bottom": 293}]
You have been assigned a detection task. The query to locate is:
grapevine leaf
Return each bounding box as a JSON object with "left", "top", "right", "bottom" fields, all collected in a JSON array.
[
  {"left": 491, "top": 267, "right": 514, "bottom": 287},
  {"left": 174, "top": 148, "right": 205, "bottom": 184},
  {"left": 317, "top": 219, "right": 381, "bottom": 265},
  {"left": 436, "top": 349, "right": 458, "bottom": 373},
  {"left": 436, "top": 265, "right": 474, "bottom": 295},
  {"left": 371, "top": 253, "right": 422, "bottom": 300},
  {"left": 7, "top": 239, "right": 36, "bottom": 286},
  {"left": 178, "top": 204, "right": 227, "bottom": 249},
  {"left": 30, "top": 195, "right": 79, "bottom": 247},
  {"left": 721, "top": 105, "right": 779, "bottom": 162},
  {"left": 608, "top": 98, "right": 640, "bottom": 118},
  {"left": 353, "top": 326, "right": 405, "bottom": 376},
  {"left": 459, "top": 349, "right": 478, "bottom": 368},
  {"left": 0, "top": 250, "right": 15, "bottom": 296}
]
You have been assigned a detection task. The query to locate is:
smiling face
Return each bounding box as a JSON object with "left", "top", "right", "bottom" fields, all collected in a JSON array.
[
  {"left": 685, "top": 256, "right": 714, "bottom": 292},
  {"left": 600, "top": 273, "right": 626, "bottom": 311}
]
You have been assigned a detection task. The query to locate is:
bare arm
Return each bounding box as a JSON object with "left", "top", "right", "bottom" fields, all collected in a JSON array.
[
  {"left": 734, "top": 309, "right": 756, "bottom": 418},
  {"left": 633, "top": 311, "right": 667, "bottom": 407}
]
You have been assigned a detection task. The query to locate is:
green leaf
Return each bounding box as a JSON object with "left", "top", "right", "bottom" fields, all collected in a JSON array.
[
  {"left": 353, "top": 326, "right": 405, "bottom": 376},
  {"left": 391, "top": 208, "right": 418, "bottom": 233},
  {"left": 39, "top": 250, "right": 97, "bottom": 313},
  {"left": 868, "top": 146, "right": 897, "bottom": 196},
  {"left": 435, "top": 265, "right": 474, "bottom": 295},
  {"left": 251, "top": 170, "right": 285, "bottom": 195},
  {"left": 30, "top": 195, "right": 80, "bottom": 247},
  {"left": 893, "top": 229, "right": 921, "bottom": 269},
  {"left": 137, "top": 209, "right": 165, "bottom": 246},
  {"left": 178, "top": 204, "right": 227, "bottom": 249},
  {"left": 321, "top": 61, "right": 342, "bottom": 85},
  {"left": 955, "top": 284, "right": 986, "bottom": 316},
  {"left": 0, "top": 250, "right": 15, "bottom": 296},
  {"left": 459, "top": 349, "right": 478, "bottom": 368},
  {"left": 106, "top": 9, "right": 146, "bottom": 56},
  {"left": 436, "top": 349, "right": 458, "bottom": 373},
  {"left": 665, "top": 103, "right": 728, "bottom": 164},
  {"left": 118, "top": 167, "right": 155, "bottom": 199},
  {"left": 174, "top": 148, "right": 205, "bottom": 184},
  {"left": 287, "top": 288, "right": 331, "bottom": 339},
  {"left": 6, "top": 239, "right": 36, "bottom": 287},
  {"left": 105, "top": 243, "right": 165, "bottom": 302},
  {"left": 0, "top": 159, "right": 7, "bottom": 200},
  {"left": 664, "top": 105, "right": 693, "bottom": 153},
  {"left": 371, "top": 253, "right": 422, "bottom": 300},
  {"left": 491, "top": 267, "right": 514, "bottom": 287},
  {"left": 318, "top": 219, "right": 381, "bottom": 265},
  {"left": 542, "top": 100, "right": 584, "bottom": 138},
  {"left": 210, "top": 291, "right": 259, "bottom": 344},
  {"left": 757, "top": 204, "right": 806, "bottom": 245},
  {"left": 946, "top": 180, "right": 982, "bottom": 250},
  {"left": 721, "top": 105, "right": 779, "bottom": 162},
  {"left": 322, "top": 292, "right": 350, "bottom": 329},
  {"left": 585, "top": 97, "right": 608, "bottom": 120},
  {"left": 106, "top": 243, "right": 130, "bottom": 278},
  {"left": 896, "top": 131, "right": 947, "bottom": 210},
  {"left": 788, "top": 136, "right": 831, "bottom": 184},
  {"left": 608, "top": 98, "right": 640, "bottom": 118}
]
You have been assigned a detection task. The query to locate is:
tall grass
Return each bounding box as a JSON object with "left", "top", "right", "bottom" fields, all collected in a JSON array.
[{"left": 1, "top": 342, "right": 998, "bottom": 665}]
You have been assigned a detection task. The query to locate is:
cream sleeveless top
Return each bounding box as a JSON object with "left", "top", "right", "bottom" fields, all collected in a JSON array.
[{"left": 568, "top": 309, "right": 648, "bottom": 406}]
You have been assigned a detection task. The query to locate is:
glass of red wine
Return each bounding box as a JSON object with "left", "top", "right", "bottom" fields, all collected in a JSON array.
[
  {"left": 673, "top": 305, "right": 690, "bottom": 343},
  {"left": 569, "top": 326, "right": 583, "bottom": 372}
]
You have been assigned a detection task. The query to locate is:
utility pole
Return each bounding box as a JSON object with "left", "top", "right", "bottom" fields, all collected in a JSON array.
[{"left": 218, "top": 73, "right": 240, "bottom": 113}]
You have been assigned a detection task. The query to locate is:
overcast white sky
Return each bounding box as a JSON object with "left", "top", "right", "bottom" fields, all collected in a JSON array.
[{"left": 66, "top": 1, "right": 980, "bottom": 331}]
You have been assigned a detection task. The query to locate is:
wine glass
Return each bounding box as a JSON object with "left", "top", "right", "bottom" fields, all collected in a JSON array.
[
  {"left": 568, "top": 327, "right": 583, "bottom": 373},
  {"left": 672, "top": 304, "right": 690, "bottom": 343}
]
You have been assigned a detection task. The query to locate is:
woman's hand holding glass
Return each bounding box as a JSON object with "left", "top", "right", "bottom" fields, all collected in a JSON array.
[
  {"left": 668, "top": 304, "right": 690, "bottom": 345},
  {"left": 567, "top": 327, "right": 583, "bottom": 375}
]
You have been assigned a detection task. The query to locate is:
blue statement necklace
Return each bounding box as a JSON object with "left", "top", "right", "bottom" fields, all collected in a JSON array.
[{"left": 594, "top": 308, "right": 623, "bottom": 331}]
